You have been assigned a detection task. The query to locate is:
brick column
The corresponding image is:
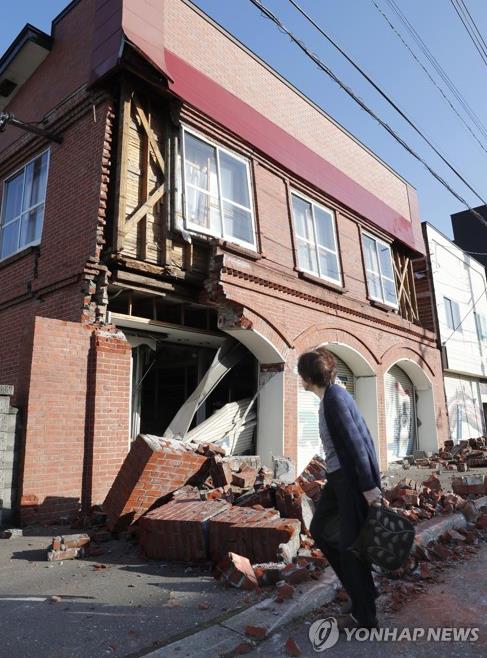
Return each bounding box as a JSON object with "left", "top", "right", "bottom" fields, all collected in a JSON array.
[
  {"left": 0, "top": 385, "right": 20, "bottom": 526},
  {"left": 85, "top": 328, "right": 132, "bottom": 507}
]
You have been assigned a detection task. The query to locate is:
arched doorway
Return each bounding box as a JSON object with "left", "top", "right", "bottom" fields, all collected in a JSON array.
[
  {"left": 297, "top": 343, "right": 378, "bottom": 472},
  {"left": 384, "top": 359, "right": 437, "bottom": 463}
]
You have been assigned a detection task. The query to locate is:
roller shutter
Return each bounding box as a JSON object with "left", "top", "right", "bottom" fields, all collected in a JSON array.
[
  {"left": 385, "top": 365, "right": 416, "bottom": 461},
  {"left": 297, "top": 356, "right": 355, "bottom": 472}
]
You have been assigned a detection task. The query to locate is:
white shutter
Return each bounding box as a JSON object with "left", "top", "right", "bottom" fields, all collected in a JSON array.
[
  {"left": 385, "top": 365, "right": 416, "bottom": 460},
  {"left": 335, "top": 357, "right": 355, "bottom": 397},
  {"left": 297, "top": 355, "right": 355, "bottom": 472}
]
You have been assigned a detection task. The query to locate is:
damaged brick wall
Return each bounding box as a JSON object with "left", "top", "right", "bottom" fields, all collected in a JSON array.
[
  {"left": 0, "top": 385, "right": 21, "bottom": 526},
  {"left": 19, "top": 317, "right": 131, "bottom": 525}
]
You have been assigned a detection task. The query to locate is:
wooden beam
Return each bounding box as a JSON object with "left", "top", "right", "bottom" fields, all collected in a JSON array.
[
  {"left": 114, "top": 84, "right": 132, "bottom": 251},
  {"left": 133, "top": 96, "right": 165, "bottom": 176},
  {"left": 123, "top": 183, "right": 165, "bottom": 235}
]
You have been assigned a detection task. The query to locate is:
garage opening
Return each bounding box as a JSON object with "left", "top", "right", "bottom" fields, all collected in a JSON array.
[{"left": 385, "top": 364, "right": 417, "bottom": 461}]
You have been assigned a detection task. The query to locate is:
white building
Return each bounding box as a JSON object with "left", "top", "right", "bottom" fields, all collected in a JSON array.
[{"left": 423, "top": 222, "right": 487, "bottom": 442}]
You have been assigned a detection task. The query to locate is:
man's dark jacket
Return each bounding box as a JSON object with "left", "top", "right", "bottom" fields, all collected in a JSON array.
[{"left": 323, "top": 383, "right": 381, "bottom": 494}]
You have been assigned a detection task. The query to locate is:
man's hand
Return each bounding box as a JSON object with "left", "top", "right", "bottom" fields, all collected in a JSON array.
[{"left": 362, "top": 487, "right": 382, "bottom": 506}]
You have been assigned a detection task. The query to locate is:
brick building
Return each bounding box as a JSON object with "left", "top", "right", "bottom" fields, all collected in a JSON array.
[{"left": 0, "top": 0, "right": 448, "bottom": 524}]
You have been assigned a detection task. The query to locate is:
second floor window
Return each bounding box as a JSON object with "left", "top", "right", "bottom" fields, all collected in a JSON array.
[
  {"left": 182, "top": 129, "right": 256, "bottom": 250},
  {"left": 0, "top": 150, "right": 49, "bottom": 261},
  {"left": 291, "top": 192, "right": 341, "bottom": 285},
  {"left": 444, "top": 297, "right": 462, "bottom": 332},
  {"left": 475, "top": 311, "right": 487, "bottom": 342},
  {"left": 362, "top": 233, "right": 398, "bottom": 307}
]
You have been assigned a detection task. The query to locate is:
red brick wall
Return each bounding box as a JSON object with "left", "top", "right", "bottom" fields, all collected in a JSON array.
[
  {"left": 0, "top": 0, "right": 97, "bottom": 152},
  {"left": 19, "top": 317, "right": 131, "bottom": 524},
  {"left": 89, "top": 331, "right": 132, "bottom": 505}
]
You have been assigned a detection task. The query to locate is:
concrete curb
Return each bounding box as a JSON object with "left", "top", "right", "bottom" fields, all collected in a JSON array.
[{"left": 140, "top": 495, "right": 487, "bottom": 657}]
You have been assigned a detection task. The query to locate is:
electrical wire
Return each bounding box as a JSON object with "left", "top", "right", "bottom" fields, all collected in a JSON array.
[
  {"left": 384, "top": 0, "right": 487, "bottom": 143},
  {"left": 450, "top": 0, "right": 487, "bottom": 68},
  {"left": 287, "top": 0, "right": 487, "bottom": 206},
  {"left": 247, "top": 0, "right": 487, "bottom": 231},
  {"left": 372, "top": 0, "right": 487, "bottom": 155}
]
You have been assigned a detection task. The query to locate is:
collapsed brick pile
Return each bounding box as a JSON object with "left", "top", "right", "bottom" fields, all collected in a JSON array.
[
  {"left": 401, "top": 437, "right": 487, "bottom": 471},
  {"left": 98, "top": 435, "right": 329, "bottom": 589},
  {"left": 383, "top": 471, "right": 487, "bottom": 524}
]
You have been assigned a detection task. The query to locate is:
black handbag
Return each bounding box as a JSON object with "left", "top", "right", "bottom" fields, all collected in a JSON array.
[{"left": 349, "top": 501, "right": 415, "bottom": 571}]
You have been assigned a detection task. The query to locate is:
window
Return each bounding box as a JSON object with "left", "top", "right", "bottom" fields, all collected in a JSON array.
[
  {"left": 0, "top": 150, "right": 49, "bottom": 261},
  {"left": 444, "top": 297, "right": 462, "bottom": 332},
  {"left": 475, "top": 311, "right": 487, "bottom": 342},
  {"left": 182, "top": 129, "right": 256, "bottom": 249},
  {"left": 362, "top": 233, "right": 398, "bottom": 307},
  {"left": 291, "top": 192, "right": 341, "bottom": 285}
]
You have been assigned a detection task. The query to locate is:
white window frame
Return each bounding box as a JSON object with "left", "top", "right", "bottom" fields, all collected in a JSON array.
[
  {"left": 290, "top": 190, "right": 342, "bottom": 286},
  {"left": 0, "top": 148, "right": 50, "bottom": 262},
  {"left": 181, "top": 127, "right": 257, "bottom": 251},
  {"left": 474, "top": 311, "right": 487, "bottom": 345},
  {"left": 361, "top": 231, "right": 398, "bottom": 308},
  {"left": 444, "top": 296, "right": 462, "bottom": 333}
]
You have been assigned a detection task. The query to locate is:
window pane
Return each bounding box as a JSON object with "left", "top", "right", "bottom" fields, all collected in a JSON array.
[
  {"left": 219, "top": 153, "right": 250, "bottom": 208},
  {"left": 297, "top": 238, "right": 318, "bottom": 274},
  {"left": 363, "top": 236, "right": 379, "bottom": 273},
  {"left": 318, "top": 247, "right": 340, "bottom": 282},
  {"left": 2, "top": 172, "right": 24, "bottom": 224},
  {"left": 223, "top": 202, "right": 253, "bottom": 245},
  {"left": 444, "top": 298, "right": 453, "bottom": 329},
  {"left": 292, "top": 196, "right": 314, "bottom": 241},
  {"left": 184, "top": 134, "right": 219, "bottom": 198},
  {"left": 23, "top": 152, "right": 49, "bottom": 210},
  {"left": 314, "top": 207, "right": 335, "bottom": 250},
  {"left": 20, "top": 205, "right": 44, "bottom": 247},
  {"left": 186, "top": 186, "right": 221, "bottom": 233},
  {"left": 452, "top": 301, "right": 461, "bottom": 330},
  {"left": 367, "top": 271, "right": 382, "bottom": 300},
  {"left": 378, "top": 242, "right": 394, "bottom": 279},
  {"left": 383, "top": 277, "right": 397, "bottom": 305},
  {"left": 0, "top": 220, "right": 20, "bottom": 259}
]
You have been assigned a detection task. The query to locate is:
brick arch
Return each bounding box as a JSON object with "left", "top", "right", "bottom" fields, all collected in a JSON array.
[
  {"left": 380, "top": 344, "right": 436, "bottom": 379},
  {"left": 218, "top": 304, "right": 291, "bottom": 363},
  {"left": 293, "top": 325, "right": 380, "bottom": 366}
]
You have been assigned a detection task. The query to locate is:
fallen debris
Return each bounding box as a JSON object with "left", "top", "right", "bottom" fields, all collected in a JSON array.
[
  {"left": 285, "top": 637, "right": 302, "bottom": 657},
  {"left": 0, "top": 528, "right": 22, "bottom": 539},
  {"left": 213, "top": 552, "right": 259, "bottom": 590}
]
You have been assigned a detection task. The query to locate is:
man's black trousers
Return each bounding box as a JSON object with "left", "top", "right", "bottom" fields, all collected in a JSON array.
[{"left": 309, "top": 468, "right": 377, "bottom": 625}]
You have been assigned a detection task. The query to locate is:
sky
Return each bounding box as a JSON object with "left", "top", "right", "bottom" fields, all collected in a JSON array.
[{"left": 1, "top": 0, "right": 487, "bottom": 238}]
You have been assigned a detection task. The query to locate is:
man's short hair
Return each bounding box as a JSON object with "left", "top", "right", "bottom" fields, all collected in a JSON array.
[{"left": 297, "top": 347, "right": 337, "bottom": 388}]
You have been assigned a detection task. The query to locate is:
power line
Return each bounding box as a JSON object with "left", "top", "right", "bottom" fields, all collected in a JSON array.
[
  {"left": 247, "top": 0, "right": 487, "bottom": 231},
  {"left": 451, "top": 0, "right": 487, "bottom": 69},
  {"left": 372, "top": 0, "right": 487, "bottom": 156},
  {"left": 456, "top": 0, "right": 487, "bottom": 55},
  {"left": 384, "top": 0, "right": 487, "bottom": 143},
  {"left": 286, "top": 0, "right": 487, "bottom": 206}
]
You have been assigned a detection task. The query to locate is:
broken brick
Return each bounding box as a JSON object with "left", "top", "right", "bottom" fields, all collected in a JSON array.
[
  {"left": 232, "top": 468, "right": 258, "bottom": 489},
  {"left": 476, "top": 513, "right": 487, "bottom": 530},
  {"left": 57, "top": 533, "right": 91, "bottom": 550},
  {"left": 211, "top": 456, "right": 234, "bottom": 488},
  {"left": 452, "top": 475, "right": 486, "bottom": 496},
  {"left": 281, "top": 562, "right": 311, "bottom": 585},
  {"left": 213, "top": 552, "right": 258, "bottom": 590},
  {"left": 208, "top": 506, "right": 301, "bottom": 564},
  {"left": 47, "top": 547, "right": 84, "bottom": 561},
  {"left": 430, "top": 543, "right": 451, "bottom": 561},
  {"left": 285, "top": 637, "right": 302, "bottom": 657},
  {"left": 139, "top": 498, "right": 231, "bottom": 561},
  {"left": 275, "top": 581, "right": 295, "bottom": 602},
  {"left": 0, "top": 528, "right": 22, "bottom": 539},
  {"left": 422, "top": 473, "right": 442, "bottom": 492},
  {"left": 275, "top": 484, "right": 315, "bottom": 532},
  {"left": 103, "top": 435, "right": 209, "bottom": 531},
  {"left": 245, "top": 625, "right": 267, "bottom": 639},
  {"left": 253, "top": 563, "right": 286, "bottom": 587}
]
